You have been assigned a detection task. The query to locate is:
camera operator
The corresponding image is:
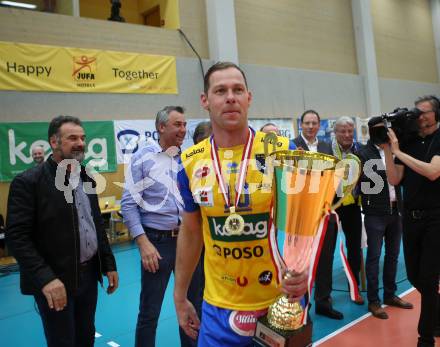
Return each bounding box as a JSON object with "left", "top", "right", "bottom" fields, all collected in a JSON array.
[{"left": 383, "top": 95, "right": 440, "bottom": 347}]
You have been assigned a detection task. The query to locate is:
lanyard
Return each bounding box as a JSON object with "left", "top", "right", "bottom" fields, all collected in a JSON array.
[{"left": 210, "top": 127, "right": 254, "bottom": 213}]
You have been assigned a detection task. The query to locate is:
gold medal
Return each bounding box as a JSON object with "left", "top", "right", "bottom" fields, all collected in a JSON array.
[{"left": 224, "top": 207, "right": 245, "bottom": 235}]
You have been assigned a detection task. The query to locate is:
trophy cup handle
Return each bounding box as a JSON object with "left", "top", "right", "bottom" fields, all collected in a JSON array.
[
  {"left": 331, "top": 153, "right": 361, "bottom": 211},
  {"left": 264, "top": 132, "right": 278, "bottom": 157}
]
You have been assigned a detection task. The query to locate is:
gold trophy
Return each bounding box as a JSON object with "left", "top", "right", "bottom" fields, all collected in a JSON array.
[{"left": 253, "top": 133, "right": 359, "bottom": 347}]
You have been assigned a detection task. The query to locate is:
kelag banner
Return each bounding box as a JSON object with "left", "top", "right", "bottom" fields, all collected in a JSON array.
[
  {"left": 0, "top": 121, "right": 117, "bottom": 182},
  {"left": 0, "top": 41, "right": 177, "bottom": 94}
]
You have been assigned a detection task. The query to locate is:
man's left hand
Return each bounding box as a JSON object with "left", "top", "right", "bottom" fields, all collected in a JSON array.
[
  {"left": 280, "top": 270, "right": 308, "bottom": 303},
  {"left": 387, "top": 128, "right": 401, "bottom": 154},
  {"left": 105, "top": 271, "right": 119, "bottom": 294}
]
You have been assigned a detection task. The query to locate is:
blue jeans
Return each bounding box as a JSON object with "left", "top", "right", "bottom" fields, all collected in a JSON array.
[
  {"left": 364, "top": 213, "right": 402, "bottom": 304},
  {"left": 135, "top": 232, "right": 204, "bottom": 347},
  {"left": 34, "top": 259, "right": 98, "bottom": 347}
]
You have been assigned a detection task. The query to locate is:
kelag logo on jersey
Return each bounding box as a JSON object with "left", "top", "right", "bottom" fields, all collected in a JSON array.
[
  {"left": 208, "top": 213, "right": 269, "bottom": 242},
  {"left": 254, "top": 154, "right": 267, "bottom": 174}
]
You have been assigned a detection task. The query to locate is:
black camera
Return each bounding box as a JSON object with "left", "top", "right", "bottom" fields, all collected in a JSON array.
[{"left": 368, "top": 107, "right": 423, "bottom": 145}]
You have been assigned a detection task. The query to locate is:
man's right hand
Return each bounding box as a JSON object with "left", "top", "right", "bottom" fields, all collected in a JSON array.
[
  {"left": 136, "top": 234, "right": 162, "bottom": 273},
  {"left": 174, "top": 298, "right": 200, "bottom": 340},
  {"left": 42, "top": 279, "right": 67, "bottom": 311}
]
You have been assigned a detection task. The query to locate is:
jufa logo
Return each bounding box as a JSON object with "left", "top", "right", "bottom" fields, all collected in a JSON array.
[
  {"left": 208, "top": 213, "right": 269, "bottom": 242},
  {"left": 73, "top": 56, "right": 97, "bottom": 81}
]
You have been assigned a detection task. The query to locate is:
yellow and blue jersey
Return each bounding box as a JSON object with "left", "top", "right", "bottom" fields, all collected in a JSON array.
[{"left": 178, "top": 129, "right": 295, "bottom": 311}]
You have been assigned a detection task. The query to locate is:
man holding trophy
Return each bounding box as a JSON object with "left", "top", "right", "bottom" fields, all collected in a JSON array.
[{"left": 174, "top": 62, "right": 350, "bottom": 346}]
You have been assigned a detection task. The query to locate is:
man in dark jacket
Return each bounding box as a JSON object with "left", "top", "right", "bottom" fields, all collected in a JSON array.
[
  {"left": 292, "top": 110, "right": 344, "bottom": 320},
  {"left": 6, "top": 115, "right": 118, "bottom": 347},
  {"left": 358, "top": 120, "right": 413, "bottom": 320}
]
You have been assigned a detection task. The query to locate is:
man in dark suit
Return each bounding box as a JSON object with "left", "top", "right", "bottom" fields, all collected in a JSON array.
[
  {"left": 6, "top": 115, "right": 118, "bottom": 347},
  {"left": 292, "top": 110, "right": 344, "bottom": 320}
]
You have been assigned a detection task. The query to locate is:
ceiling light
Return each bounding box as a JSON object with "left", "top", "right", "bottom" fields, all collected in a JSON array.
[{"left": 0, "top": 1, "right": 37, "bottom": 9}]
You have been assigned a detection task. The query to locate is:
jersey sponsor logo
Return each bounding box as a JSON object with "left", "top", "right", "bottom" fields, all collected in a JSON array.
[
  {"left": 193, "top": 186, "right": 213, "bottom": 207},
  {"left": 220, "top": 273, "right": 236, "bottom": 285},
  {"left": 228, "top": 309, "right": 267, "bottom": 336},
  {"left": 226, "top": 161, "right": 239, "bottom": 174},
  {"left": 236, "top": 276, "right": 248, "bottom": 287},
  {"left": 185, "top": 147, "right": 204, "bottom": 158},
  {"left": 255, "top": 153, "right": 267, "bottom": 174},
  {"left": 255, "top": 182, "right": 273, "bottom": 192},
  {"left": 208, "top": 213, "right": 269, "bottom": 241},
  {"left": 212, "top": 244, "right": 264, "bottom": 260},
  {"left": 194, "top": 166, "right": 210, "bottom": 178},
  {"left": 258, "top": 271, "right": 273, "bottom": 285}
]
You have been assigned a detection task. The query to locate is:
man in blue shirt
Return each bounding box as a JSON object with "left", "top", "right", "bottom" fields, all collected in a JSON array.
[{"left": 122, "top": 106, "right": 203, "bottom": 347}]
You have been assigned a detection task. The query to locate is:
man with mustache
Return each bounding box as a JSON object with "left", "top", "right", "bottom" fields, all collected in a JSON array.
[
  {"left": 122, "top": 106, "right": 203, "bottom": 347},
  {"left": 6, "top": 115, "right": 118, "bottom": 347}
]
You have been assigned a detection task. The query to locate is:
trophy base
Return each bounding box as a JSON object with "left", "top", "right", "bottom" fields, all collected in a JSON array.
[{"left": 253, "top": 316, "right": 312, "bottom": 347}]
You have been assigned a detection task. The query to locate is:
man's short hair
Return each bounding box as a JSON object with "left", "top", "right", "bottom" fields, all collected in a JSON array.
[
  {"left": 31, "top": 145, "right": 44, "bottom": 153},
  {"left": 300, "top": 110, "right": 321, "bottom": 123},
  {"left": 415, "top": 95, "right": 440, "bottom": 121},
  {"left": 155, "top": 106, "right": 185, "bottom": 131},
  {"left": 193, "top": 121, "right": 211, "bottom": 144},
  {"left": 334, "top": 116, "right": 355, "bottom": 131},
  {"left": 260, "top": 122, "right": 278, "bottom": 131},
  {"left": 48, "top": 115, "right": 82, "bottom": 142},
  {"left": 204, "top": 62, "right": 248, "bottom": 94}
]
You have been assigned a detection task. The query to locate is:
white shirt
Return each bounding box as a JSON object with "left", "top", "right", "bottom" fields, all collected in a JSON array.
[
  {"left": 376, "top": 146, "right": 397, "bottom": 202},
  {"left": 301, "top": 133, "right": 318, "bottom": 152}
]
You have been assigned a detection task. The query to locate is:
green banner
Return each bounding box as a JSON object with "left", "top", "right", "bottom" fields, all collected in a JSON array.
[{"left": 0, "top": 121, "right": 117, "bottom": 182}]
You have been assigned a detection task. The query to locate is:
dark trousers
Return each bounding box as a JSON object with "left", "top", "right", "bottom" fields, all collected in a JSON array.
[
  {"left": 402, "top": 212, "right": 440, "bottom": 346},
  {"left": 336, "top": 204, "right": 362, "bottom": 286},
  {"left": 314, "top": 214, "right": 338, "bottom": 305},
  {"left": 34, "top": 261, "right": 98, "bottom": 347},
  {"left": 364, "top": 213, "right": 402, "bottom": 304},
  {"left": 135, "top": 233, "right": 204, "bottom": 347}
]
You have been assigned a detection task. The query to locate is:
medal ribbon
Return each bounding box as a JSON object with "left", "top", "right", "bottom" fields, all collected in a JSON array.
[{"left": 210, "top": 127, "right": 255, "bottom": 212}]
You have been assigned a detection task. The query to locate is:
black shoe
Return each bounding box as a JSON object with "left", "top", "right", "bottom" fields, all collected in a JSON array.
[
  {"left": 434, "top": 325, "right": 440, "bottom": 337},
  {"left": 315, "top": 305, "right": 344, "bottom": 320},
  {"left": 368, "top": 302, "right": 388, "bottom": 320},
  {"left": 383, "top": 295, "right": 413, "bottom": 309}
]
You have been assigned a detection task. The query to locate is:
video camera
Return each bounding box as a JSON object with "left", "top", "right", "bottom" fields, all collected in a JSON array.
[{"left": 368, "top": 107, "right": 423, "bottom": 145}]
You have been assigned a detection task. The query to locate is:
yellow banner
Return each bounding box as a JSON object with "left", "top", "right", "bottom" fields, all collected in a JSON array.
[{"left": 0, "top": 41, "right": 177, "bottom": 94}]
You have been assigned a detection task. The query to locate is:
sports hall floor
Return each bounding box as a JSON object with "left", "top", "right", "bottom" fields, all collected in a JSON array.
[{"left": 0, "top": 237, "right": 437, "bottom": 347}]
